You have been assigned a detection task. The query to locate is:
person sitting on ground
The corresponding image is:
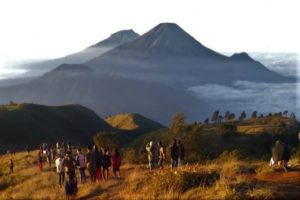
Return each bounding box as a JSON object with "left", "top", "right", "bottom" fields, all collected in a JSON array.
[
  {"left": 102, "top": 149, "right": 111, "bottom": 180},
  {"left": 9, "top": 159, "right": 14, "bottom": 174},
  {"left": 76, "top": 148, "right": 86, "bottom": 183},
  {"left": 146, "top": 141, "right": 156, "bottom": 170},
  {"left": 170, "top": 139, "right": 179, "bottom": 169},
  {"left": 157, "top": 141, "right": 166, "bottom": 169},
  {"left": 271, "top": 140, "right": 285, "bottom": 167},
  {"left": 111, "top": 148, "right": 122, "bottom": 178},
  {"left": 55, "top": 154, "right": 65, "bottom": 187},
  {"left": 85, "top": 146, "right": 96, "bottom": 182}
]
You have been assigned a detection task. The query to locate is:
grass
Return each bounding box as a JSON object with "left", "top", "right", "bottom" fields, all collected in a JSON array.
[{"left": 0, "top": 150, "right": 299, "bottom": 199}]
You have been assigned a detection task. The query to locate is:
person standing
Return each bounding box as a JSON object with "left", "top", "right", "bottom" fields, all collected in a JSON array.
[
  {"left": 38, "top": 155, "right": 43, "bottom": 172},
  {"left": 85, "top": 146, "right": 96, "bottom": 182},
  {"left": 146, "top": 141, "right": 156, "bottom": 170},
  {"left": 157, "top": 141, "right": 166, "bottom": 169},
  {"left": 102, "top": 149, "right": 111, "bottom": 180},
  {"left": 94, "top": 146, "right": 102, "bottom": 182},
  {"left": 170, "top": 139, "right": 179, "bottom": 169},
  {"left": 63, "top": 151, "right": 76, "bottom": 181},
  {"left": 76, "top": 148, "right": 87, "bottom": 183},
  {"left": 177, "top": 140, "right": 185, "bottom": 167},
  {"left": 9, "top": 159, "right": 14, "bottom": 174},
  {"left": 55, "top": 154, "right": 65, "bottom": 187},
  {"left": 111, "top": 148, "right": 122, "bottom": 178}
]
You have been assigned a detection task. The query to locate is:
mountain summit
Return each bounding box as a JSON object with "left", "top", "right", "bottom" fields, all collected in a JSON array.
[
  {"left": 102, "top": 23, "right": 223, "bottom": 58},
  {"left": 91, "top": 29, "right": 139, "bottom": 48},
  {"left": 86, "top": 23, "right": 287, "bottom": 86}
]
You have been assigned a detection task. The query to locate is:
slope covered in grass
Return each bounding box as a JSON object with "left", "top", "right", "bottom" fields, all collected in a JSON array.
[
  {"left": 0, "top": 103, "right": 113, "bottom": 153},
  {"left": 105, "top": 113, "right": 164, "bottom": 132}
]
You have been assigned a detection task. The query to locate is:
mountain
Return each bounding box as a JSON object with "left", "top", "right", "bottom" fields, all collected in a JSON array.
[
  {"left": 0, "top": 64, "right": 211, "bottom": 124},
  {"left": 0, "top": 103, "right": 113, "bottom": 153},
  {"left": 20, "top": 29, "right": 139, "bottom": 76},
  {"left": 105, "top": 113, "right": 164, "bottom": 133},
  {"left": 86, "top": 23, "right": 291, "bottom": 87}
]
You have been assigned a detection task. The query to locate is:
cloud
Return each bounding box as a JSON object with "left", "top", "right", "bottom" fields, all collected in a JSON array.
[{"left": 188, "top": 81, "right": 299, "bottom": 117}]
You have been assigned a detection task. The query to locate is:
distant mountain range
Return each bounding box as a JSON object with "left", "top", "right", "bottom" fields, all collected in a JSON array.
[
  {"left": 20, "top": 29, "right": 139, "bottom": 76},
  {"left": 86, "top": 23, "right": 291, "bottom": 87},
  {"left": 0, "top": 23, "right": 294, "bottom": 124}
]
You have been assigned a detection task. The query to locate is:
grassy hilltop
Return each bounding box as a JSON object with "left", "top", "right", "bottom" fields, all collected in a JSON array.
[{"left": 0, "top": 103, "right": 113, "bottom": 153}]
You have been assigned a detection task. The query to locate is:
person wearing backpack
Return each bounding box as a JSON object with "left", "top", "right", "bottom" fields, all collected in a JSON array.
[
  {"left": 55, "top": 154, "right": 65, "bottom": 187},
  {"left": 157, "top": 141, "right": 166, "bottom": 169},
  {"left": 102, "top": 149, "right": 111, "bottom": 180},
  {"left": 111, "top": 148, "right": 122, "bottom": 178},
  {"left": 76, "top": 148, "right": 86, "bottom": 183},
  {"left": 85, "top": 146, "right": 96, "bottom": 182}
]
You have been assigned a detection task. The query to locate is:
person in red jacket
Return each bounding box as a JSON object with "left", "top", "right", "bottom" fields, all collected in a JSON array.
[{"left": 111, "top": 148, "right": 122, "bottom": 178}]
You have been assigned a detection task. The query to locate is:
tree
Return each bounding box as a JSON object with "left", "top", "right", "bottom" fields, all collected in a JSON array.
[
  {"left": 168, "top": 112, "right": 186, "bottom": 139},
  {"left": 290, "top": 112, "right": 297, "bottom": 121},
  {"left": 217, "top": 115, "right": 223, "bottom": 124},
  {"left": 251, "top": 111, "right": 257, "bottom": 119},
  {"left": 224, "top": 111, "right": 230, "bottom": 121},
  {"left": 204, "top": 118, "right": 209, "bottom": 124},
  {"left": 239, "top": 111, "right": 246, "bottom": 121},
  {"left": 229, "top": 113, "right": 235, "bottom": 121},
  {"left": 211, "top": 110, "right": 219, "bottom": 123},
  {"left": 283, "top": 110, "right": 288, "bottom": 116},
  {"left": 93, "top": 132, "right": 119, "bottom": 150}
]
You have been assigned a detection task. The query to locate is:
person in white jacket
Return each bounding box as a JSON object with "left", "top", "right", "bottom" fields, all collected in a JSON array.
[{"left": 55, "top": 154, "right": 65, "bottom": 187}]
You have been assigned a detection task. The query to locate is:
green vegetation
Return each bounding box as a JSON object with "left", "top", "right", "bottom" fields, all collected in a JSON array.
[{"left": 0, "top": 103, "right": 113, "bottom": 153}]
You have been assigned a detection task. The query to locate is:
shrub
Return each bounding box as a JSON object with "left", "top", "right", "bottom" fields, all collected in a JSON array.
[
  {"left": 218, "top": 124, "right": 237, "bottom": 137},
  {"left": 123, "top": 148, "right": 138, "bottom": 164}
]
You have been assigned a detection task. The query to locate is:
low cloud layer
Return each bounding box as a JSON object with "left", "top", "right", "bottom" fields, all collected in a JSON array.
[{"left": 189, "top": 81, "right": 300, "bottom": 118}]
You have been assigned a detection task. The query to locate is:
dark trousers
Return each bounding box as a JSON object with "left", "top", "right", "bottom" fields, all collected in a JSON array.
[
  {"left": 67, "top": 171, "right": 75, "bottom": 181},
  {"left": 89, "top": 170, "right": 96, "bottom": 182},
  {"left": 79, "top": 168, "right": 86, "bottom": 183},
  {"left": 171, "top": 157, "right": 178, "bottom": 168},
  {"left": 158, "top": 158, "right": 164, "bottom": 169},
  {"left": 58, "top": 172, "right": 65, "bottom": 186}
]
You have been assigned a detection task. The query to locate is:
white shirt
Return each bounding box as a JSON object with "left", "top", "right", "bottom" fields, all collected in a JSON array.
[{"left": 55, "top": 157, "right": 64, "bottom": 173}]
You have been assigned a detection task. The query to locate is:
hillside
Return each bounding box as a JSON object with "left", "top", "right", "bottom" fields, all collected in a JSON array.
[
  {"left": 0, "top": 65, "right": 211, "bottom": 124},
  {"left": 0, "top": 103, "right": 113, "bottom": 153},
  {"left": 0, "top": 150, "right": 299, "bottom": 199},
  {"left": 105, "top": 113, "right": 164, "bottom": 133}
]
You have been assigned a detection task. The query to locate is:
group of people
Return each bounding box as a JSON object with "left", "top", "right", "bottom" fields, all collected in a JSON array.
[
  {"left": 35, "top": 142, "right": 122, "bottom": 198},
  {"left": 145, "top": 139, "right": 184, "bottom": 170}
]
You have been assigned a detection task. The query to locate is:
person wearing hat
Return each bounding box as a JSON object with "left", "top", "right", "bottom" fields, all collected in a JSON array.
[{"left": 55, "top": 153, "right": 65, "bottom": 187}]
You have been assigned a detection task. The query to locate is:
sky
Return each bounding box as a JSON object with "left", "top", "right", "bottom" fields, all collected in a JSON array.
[{"left": 0, "top": 0, "right": 299, "bottom": 73}]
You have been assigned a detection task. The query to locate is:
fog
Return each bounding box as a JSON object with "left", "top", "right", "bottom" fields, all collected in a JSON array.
[{"left": 189, "top": 80, "right": 300, "bottom": 118}]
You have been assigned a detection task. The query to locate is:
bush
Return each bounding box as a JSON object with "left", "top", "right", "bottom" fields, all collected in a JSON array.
[
  {"left": 123, "top": 148, "right": 138, "bottom": 164},
  {"left": 218, "top": 124, "right": 237, "bottom": 137}
]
